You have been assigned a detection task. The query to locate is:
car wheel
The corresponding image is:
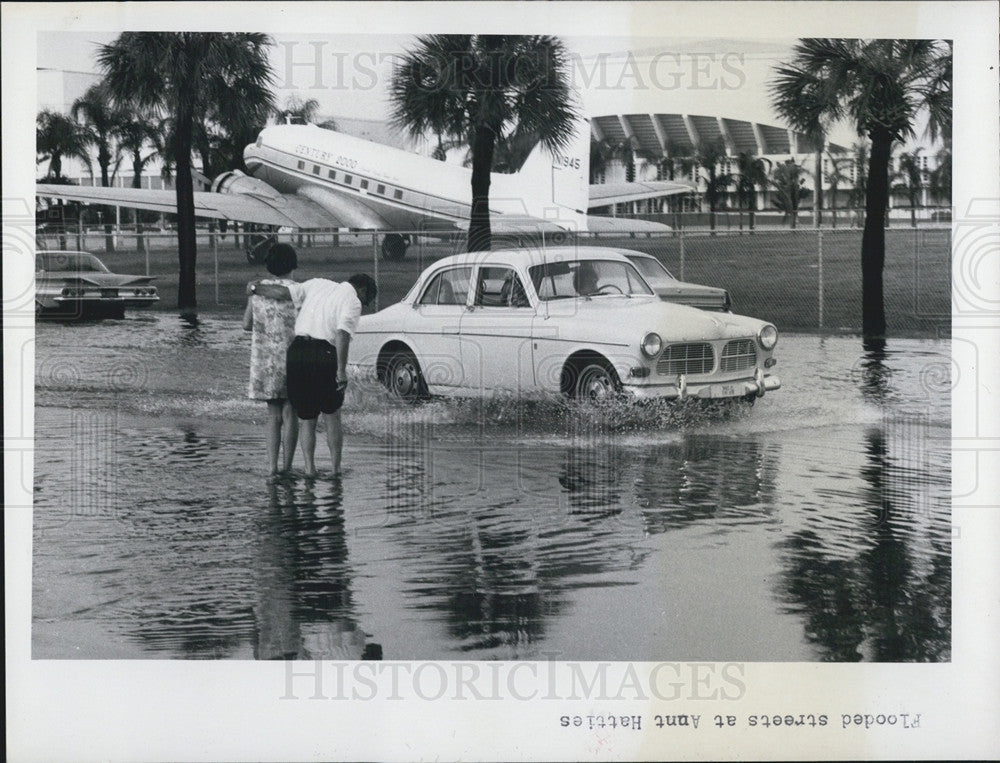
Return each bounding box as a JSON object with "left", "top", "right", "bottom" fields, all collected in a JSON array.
[
  {"left": 384, "top": 349, "right": 426, "bottom": 400},
  {"left": 572, "top": 361, "right": 620, "bottom": 402},
  {"left": 381, "top": 234, "right": 408, "bottom": 261}
]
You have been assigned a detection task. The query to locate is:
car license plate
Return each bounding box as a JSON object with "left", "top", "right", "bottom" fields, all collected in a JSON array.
[
  {"left": 708, "top": 383, "right": 739, "bottom": 398},
  {"left": 101, "top": 289, "right": 118, "bottom": 298}
]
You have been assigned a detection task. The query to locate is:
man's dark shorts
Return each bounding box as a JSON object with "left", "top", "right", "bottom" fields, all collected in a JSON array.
[{"left": 286, "top": 336, "right": 346, "bottom": 420}]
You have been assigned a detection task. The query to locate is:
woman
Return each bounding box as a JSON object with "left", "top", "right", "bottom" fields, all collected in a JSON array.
[{"left": 243, "top": 243, "right": 300, "bottom": 477}]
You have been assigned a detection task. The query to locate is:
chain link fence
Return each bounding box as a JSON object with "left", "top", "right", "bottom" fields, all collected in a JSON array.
[{"left": 35, "top": 224, "right": 950, "bottom": 338}]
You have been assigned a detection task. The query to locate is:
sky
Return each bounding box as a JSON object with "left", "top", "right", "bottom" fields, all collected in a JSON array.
[{"left": 36, "top": 32, "right": 804, "bottom": 126}]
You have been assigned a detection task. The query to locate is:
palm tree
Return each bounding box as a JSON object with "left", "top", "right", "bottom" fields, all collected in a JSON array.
[
  {"left": 928, "top": 139, "right": 951, "bottom": 207},
  {"left": 98, "top": 32, "right": 275, "bottom": 313},
  {"left": 390, "top": 35, "right": 578, "bottom": 252},
  {"left": 114, "top": 114, "right": 161, "bottom": 249},
  {"left": 72, "top": 82, "right": 125, "bottom": 253},
  {"left": 823, "top": 148, "right": 852, "bottom": 228},
  {"left": 771, "top": 38, "right": 951, "bottom": 346},
  {"left": 589, "top": 136, "right": 617, "bottom": 184},
  {"left": 36, "top": 109, "right": 91, "bottom": 181},
  {"left": 687, "top": 139, "right": 732, "bottom": 233},
  {"left": 735, "top": 151, "right": 770, "bottom": 232},
  {"left": 847, "top": 140, "right": 870, "bottom": 228},
  {"left": 769, "top": 159, "right": 808, "bottom": 228},
  {"left": 894, "top": 148, "right": 925, "bottom": 227},
  {"left": 274, "top": 93, "right": 321, "bottom": 125}
]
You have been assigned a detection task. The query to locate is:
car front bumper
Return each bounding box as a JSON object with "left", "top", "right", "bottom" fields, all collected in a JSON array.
[{"left": 623, "top": 370, "right": 781, "bottom": 401}]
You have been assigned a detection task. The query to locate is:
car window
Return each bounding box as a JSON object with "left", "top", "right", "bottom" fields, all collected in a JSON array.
[
  {"left": 37, "top": 253, "right": 109, "bottom": 273},
  {"left": 418, "top": 266, "right": 472, "bottom": 306},
  {"left": 627, "top": 255, "right": 676, "bottom": 285},
  {"left": 474, "top": 266, "right": 531, "bottom": 308},
  {"left": 529, "top": 260, "right": 655, "bottom": 300}
]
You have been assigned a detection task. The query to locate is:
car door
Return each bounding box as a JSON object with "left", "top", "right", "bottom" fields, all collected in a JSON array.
[
  {"left": 459, "top": 265, "right": 537, "bottom": 393},
  {"left": 408, "top": 265, "right": 472, "bottom": 390}
]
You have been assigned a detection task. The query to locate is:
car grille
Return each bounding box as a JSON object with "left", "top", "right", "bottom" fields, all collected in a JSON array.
[
  {"left": 720, "top": 339, "right": 757, "bottom": 372},
  {"left": 657, "top": 343, "right": 714, "bottom": 376}
]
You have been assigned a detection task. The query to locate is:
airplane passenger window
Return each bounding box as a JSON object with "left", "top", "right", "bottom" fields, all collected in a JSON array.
[
  {"left": 328, "top": 170, "right": 337, "bottom": 180},
  {"left": 344, "top": 174, "right": 353, "bottom": 184},
  {"left": 360, "top": 179, "right": 369, "bottom": 190},
  {"left": 312, "top": 165, "right": 321, "bottom": 175},
  {"left": 394, "top": 189, "right": 404, "bottom": 200},
  {"left": 297, "top": 161, "right": 305, "bottom": 170},
  {"left": 377, "top": 184, "right": 386, "bottom": 195}
]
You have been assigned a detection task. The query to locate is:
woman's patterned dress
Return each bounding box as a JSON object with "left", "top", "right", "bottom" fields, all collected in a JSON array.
[{"left": 248, "top": 278, "right": 298, "bottom": 400}]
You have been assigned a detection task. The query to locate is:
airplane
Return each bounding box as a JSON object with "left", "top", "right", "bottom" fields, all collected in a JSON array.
[{"left": 36, "top": 117, "right": 694, "bottom": 260}]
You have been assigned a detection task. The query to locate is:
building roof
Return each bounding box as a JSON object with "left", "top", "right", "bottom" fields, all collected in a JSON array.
[{"left": 591, "top": 113, "right": 842, "bottom": 157}]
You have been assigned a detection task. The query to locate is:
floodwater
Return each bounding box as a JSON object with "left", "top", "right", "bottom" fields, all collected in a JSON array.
[{"left": 31, "top": 313, "right": 951, "bottom": 661}]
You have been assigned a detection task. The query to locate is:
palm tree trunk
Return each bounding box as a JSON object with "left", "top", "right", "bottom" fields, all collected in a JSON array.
[
  {"left": 99, "top": 151, "right": 115, "bottom": 255},
  {"left": 862, "top": 127, "right": 890, "bottom": 348},
  {"left": 132, "top": 158, "right": 147, "bottom": 256},
  {"left": 174, "top": 108, "right": 198, "bottom": 314},
  {"left": 814, "top": 149, "right": 823, "bottom": 228},
  {"left": 467, "top": 126, "right": 495, "bottom": 253}
]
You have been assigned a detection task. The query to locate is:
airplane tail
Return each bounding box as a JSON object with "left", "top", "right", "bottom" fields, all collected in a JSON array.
[{"left": 514, "top": 118, "right": 591, "bottom": 230}]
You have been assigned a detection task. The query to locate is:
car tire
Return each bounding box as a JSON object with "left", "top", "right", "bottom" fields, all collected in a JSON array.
[
  {"left": 383, "top": 348, "right": 427, "bottom": 400},
  {"left": 381, "top": 234, "right": 408, "bottom": 261},
  {"left": 570, "top": 360, "right": 620, "bottom": 401}
]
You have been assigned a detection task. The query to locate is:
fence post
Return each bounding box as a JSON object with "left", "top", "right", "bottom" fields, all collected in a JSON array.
[
  {"left": 76, "top": 216, "right": 84, "bottom": 251},
  {"left": 372, "top": 232, "right": 380, "bottom": 312},
  {"left": 212, "top": 232, "right": 220, "bottom": 305},
  {"left": 678, "top": 231, "right": 685, "bottom": 281},
  {"left": 817, "top": 230, "right": 824, "bottom": 332},
  {"left": 145, "top": 233, "right": 151, "bottom": 276}
]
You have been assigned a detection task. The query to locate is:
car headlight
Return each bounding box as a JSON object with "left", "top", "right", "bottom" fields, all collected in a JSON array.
[
  {"left": 641, "top": 332, "right": 662, "bottom": 357},
  {"left": 758, "top": 324, "right": 778, "bottom": 350}
]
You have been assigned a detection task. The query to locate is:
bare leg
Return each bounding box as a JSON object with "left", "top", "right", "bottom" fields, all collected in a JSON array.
[
  {"left": 299, "top": 417, "right": 318, "bottom": 477},
  {"left": 265, "top": 400, "right": 283, "bottom": 475},
  {"left": 281, "top": 401, "right": 298, "bottom": 472},
  {"left": 322, "top": 411, "right": 344, "bottom": 474}
]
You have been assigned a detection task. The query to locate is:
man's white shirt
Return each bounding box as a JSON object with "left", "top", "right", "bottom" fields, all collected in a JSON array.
[{"left": 287, "top": 279, "right": 361, "bottom": 343}]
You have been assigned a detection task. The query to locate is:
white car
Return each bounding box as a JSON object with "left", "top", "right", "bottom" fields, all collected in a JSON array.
[
  {"left": 351, "top": 246, "right": 780, "bottom": 402},
  {"left": 624, "top": 251, "right": 732, "bottom": 312}
]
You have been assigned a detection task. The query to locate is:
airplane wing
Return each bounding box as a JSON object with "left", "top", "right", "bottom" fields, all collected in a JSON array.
[
  {"left": 588, "top": 180, "right": 695, "bottom": 208},
  {"left": 36, "top": 184, "right": 340, "bottom": 229}
]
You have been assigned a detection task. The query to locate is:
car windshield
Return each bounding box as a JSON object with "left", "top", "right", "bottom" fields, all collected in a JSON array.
[
  {"left": 529, "top": 259, "right": 654, "bottom": 300},
  {"left": 626, "top": 254, "right": 677, "bottom": 286},
  {"left": 37, "top": 252, "right": 110, "bottom": 273}
]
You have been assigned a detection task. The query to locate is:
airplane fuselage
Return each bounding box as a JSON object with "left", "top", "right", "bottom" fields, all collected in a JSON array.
[{"left": 244, "top": 124, "right": 547, "bottom": 231}]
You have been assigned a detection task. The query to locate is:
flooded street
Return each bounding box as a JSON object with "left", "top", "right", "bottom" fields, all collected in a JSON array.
[{"left": 32, "top": 314, "right": 951, "bottom": 661}]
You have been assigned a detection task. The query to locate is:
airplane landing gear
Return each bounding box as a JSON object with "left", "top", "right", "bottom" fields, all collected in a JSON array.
[{"left": 381, "top": 233, "right": 408, "bottom": 261}]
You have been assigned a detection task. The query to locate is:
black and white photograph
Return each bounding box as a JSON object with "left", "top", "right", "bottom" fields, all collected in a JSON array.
[{"left": 5, "top": 1, "right": 999, "bottom": 760}]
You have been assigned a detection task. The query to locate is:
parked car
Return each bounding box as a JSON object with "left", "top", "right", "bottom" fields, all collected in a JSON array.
[
  {"left": 35, "top": 250, "right": 159, "bottom": 319},
  {"left": 623, "top": 251, "right": 731, "bottom": 311},
  {"left": 351, "top": 246, "right": 780, "bottom": 403}
]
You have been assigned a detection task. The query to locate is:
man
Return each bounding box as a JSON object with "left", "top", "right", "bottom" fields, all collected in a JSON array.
[{"left": 251, "top": 270, "right": 377, "bottom": 476}]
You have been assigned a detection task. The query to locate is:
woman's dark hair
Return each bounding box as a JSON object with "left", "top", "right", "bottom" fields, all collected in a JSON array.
[
  {"left": 265, "top": 243, "right": 297, "bottom": 276},
  {"left": 348, "top": 273, "right": 378, "bottom": 306}
]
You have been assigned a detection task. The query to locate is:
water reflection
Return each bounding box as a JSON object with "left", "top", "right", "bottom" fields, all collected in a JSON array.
[
  {"left": 774, "top": 344, "right": 950, "bottom": 661},
  {"left": 31, "top": 322, "right": 952, "bottom": 661},
  {"left": 254, "top": 478, "right": 381, "bottom": 660},
  {"left": 636, "top": 438, "right": 779, "bottom": 533}
]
